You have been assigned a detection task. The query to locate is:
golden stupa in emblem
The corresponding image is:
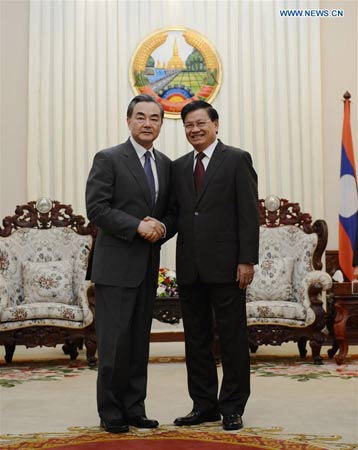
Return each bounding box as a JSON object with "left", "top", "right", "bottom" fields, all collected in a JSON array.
[{"left": 166, "top": 38, "right": 186, "bottom": 70}]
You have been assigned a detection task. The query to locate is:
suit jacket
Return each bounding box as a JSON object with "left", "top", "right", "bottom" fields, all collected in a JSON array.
[
  {"left": 164, "top": 140, "right": 259, "bottom": 285},
  {"left": 86, "top": 138, "right": 171, "bottom": 287}
]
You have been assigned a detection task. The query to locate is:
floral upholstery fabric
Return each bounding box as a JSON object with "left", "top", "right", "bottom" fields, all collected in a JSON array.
[
  {"left": 23, "top": 260, "right": 74, "bottom": 304},
  {"left": 245, "top": 226, "right": 331, "bottom": 327},
  {"left": 0, "top": 228, "right": 93, "bottom": 331},
  {"left": 247, "top": 300, "right": 307, "bottom": 322},
  {"left": 247, "top": 257, "right": 294, "bottom": 302},
  {"left": 2, "top": 303, "right": 83, "bottom": 323}
]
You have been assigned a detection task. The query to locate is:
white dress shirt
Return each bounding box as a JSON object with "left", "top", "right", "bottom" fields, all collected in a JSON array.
[{"left": 193, "top": 139, "right": 218, "bottom": 171}]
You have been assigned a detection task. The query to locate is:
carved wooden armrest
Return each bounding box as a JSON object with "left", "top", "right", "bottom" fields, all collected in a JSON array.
[
  {"left": 304, "top": 271, "right": 332, "bottom": 307},
  {"left": 305, "top": 271, "right": 332, "bottom": 290}
]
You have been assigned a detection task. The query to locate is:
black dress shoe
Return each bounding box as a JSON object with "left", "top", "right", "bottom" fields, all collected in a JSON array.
[
  {"left": 100, "top": 419, "right": 129, "bottom": 433},
  {"left": 222, "top": 414, "right": 243, "bottom": 431},
  {"left": 128, "top": 415, "right": 159, "bottom": 428},
  {"left": 174, "top": 409, "right": 221, "bottom": 426}
]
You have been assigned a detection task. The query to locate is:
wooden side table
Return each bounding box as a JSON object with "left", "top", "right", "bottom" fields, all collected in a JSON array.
[
  {"left": 327, "top": 283, "right": 358, "bottom": 365},
  {"left": 153, "top": 296, "right": 182, "bottom": 325},
  {"left": 151, "top": 297, "right": 185, "bottom": 343}
]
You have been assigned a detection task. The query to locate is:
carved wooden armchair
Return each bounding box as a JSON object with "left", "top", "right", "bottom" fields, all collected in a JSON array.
[
  {"left": 0, "top": 199, "right": 97, "bottom": 366},
  {"left": 246, "top": 196, "right": 332, "bottom": 364}
]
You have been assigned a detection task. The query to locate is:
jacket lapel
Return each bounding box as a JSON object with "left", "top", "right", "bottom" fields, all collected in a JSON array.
[
  {"left": 121, "top": 139, "right": 153, "bottom": 208},
  {"left": 153, "top": 149, "right": 165, "bottom": 212},
  {"left": 196, "top": 141, "right": 227, "bottom": 205},
  {"left": 183, "top": 151, "right": 196, "bottom": 199}
]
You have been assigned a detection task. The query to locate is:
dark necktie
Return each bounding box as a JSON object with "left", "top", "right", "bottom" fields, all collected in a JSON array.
[
  {"left": 194, "top": 152, "right": 206, "bottom": 193},
  {"left": 144, "top": 151, "right": 156, "bottom": 205}
]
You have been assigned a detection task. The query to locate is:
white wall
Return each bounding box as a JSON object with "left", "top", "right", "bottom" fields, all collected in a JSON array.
[{"left": 1, "top": 0, "right": 357, "bottom": 254}]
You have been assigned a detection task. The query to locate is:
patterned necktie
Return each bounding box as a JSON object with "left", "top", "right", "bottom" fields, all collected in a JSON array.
[
  {"left": 144, "top": 151, "right": 156, "bottom": 205},
  {"left": 194, "top": 152, "right": 206, "bottom": 193}
]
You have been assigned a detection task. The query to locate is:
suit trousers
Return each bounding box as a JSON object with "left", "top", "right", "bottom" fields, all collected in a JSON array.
[
  {"left": 95, "top": 263, "right": 156, "bottom": 422},
  {"left": 179, "top": 279, "right": 250, "bottom": 416}
]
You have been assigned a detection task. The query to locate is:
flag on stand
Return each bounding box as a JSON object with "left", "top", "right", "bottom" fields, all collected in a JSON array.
[{"left": 339, "top": 92, "right": 358, "bottom": 281}]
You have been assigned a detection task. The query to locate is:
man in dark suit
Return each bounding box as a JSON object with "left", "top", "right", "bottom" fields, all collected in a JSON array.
[
  {"left": 164, "top": 100, "right": 259, "bottom": 431},
  {"left": 86, "top": 95, "right": 171, "bottom": 433}
]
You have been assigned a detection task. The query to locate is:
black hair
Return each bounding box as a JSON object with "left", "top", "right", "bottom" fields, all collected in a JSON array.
[
  {"left": 181, "top": 100, "right": 219, "bottom": 122},
  {"left": 127, "top": 94, "right": 164, "bottom": 120}
]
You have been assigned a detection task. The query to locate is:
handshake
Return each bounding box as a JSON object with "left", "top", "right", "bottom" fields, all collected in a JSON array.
[{"left": 137, "top": 216, "right": 165, "bottom": 243}]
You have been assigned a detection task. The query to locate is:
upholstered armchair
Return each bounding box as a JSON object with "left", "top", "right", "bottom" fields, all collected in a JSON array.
[
  {"left": 0, "top": 199, "right": 97, "bottom": 366},
  {"left": 246, "top": 196, "right": 332, "bottom": 364}
]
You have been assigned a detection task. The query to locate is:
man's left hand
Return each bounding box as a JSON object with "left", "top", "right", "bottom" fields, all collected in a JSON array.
[{"left": 236, "top": 263, "right": 254, "bottom": 289}]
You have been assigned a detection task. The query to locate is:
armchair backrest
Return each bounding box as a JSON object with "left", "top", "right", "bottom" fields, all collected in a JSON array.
[
  {"left": 259, "top": 226, "right": 317, "bottom": 303},
  {"left": 0, "top": 200, "right": 96, "bottom": 306},
  {"left": 256, "top": 197, "right": 328, "bottom": 304},
  {"left": 0, "top": 228, "right": 92, "bottom": 306}
]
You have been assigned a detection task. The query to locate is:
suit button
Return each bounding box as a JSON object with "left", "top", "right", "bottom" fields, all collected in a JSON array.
[{"left": 194, "top": 211, "right": 199, "bottom": 216}]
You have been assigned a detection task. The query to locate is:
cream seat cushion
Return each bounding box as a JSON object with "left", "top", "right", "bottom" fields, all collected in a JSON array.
[{"left": 2, "top": 303, "right": 83, "bottom": 323}]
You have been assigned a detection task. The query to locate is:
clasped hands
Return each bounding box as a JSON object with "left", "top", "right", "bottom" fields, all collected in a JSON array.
[{"left": 137, "top": 216, "right": 164, "bottom": 243}]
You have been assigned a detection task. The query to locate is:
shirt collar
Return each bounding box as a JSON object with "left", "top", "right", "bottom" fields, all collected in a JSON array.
[
  {"left": 130, "top": 136, "right": 155, "bottom": 160},
  {"left": 194, "top": 139, "right": 218, "bottom": 160}
]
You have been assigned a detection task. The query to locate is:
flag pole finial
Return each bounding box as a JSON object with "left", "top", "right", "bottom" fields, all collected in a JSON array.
[{"left": 343, "top": 91, "right": 351, "bottom": 100}]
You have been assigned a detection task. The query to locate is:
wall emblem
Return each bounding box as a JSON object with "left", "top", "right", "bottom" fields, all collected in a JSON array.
[{"left": 130, "top": 27, "right": 222, "bottom": 119}]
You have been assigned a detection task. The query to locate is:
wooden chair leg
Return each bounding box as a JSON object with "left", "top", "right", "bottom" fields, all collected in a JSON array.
[
  {"left": 309, "top": 337, "right": 323, "bottom": 365},
  {"left": 249, "top": 337, "right": 259, "bottom": 354},
  {"left": 327, "top": 340, "right": 339, "bottom": 359},
  {"left": 85, "top": 336, "right": 97, "bottom": 367},
  {"left": 62, "top": 343, "right": 79, "bottom": 360},
  {"left": 4, "top": 343, "right": 16, "bottom": 363},
  {"left": 298, "top": 338, "right": 308, "bottom": 358}
]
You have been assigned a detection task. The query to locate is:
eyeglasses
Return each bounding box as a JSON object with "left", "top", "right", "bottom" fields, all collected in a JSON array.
[{"left": 183, "top": 120, "right": 211, "bottom": 130}]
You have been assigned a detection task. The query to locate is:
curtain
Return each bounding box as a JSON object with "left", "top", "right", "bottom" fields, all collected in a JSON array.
[{"left": 27, "top": 0, "right": 323, "bottom": 268}]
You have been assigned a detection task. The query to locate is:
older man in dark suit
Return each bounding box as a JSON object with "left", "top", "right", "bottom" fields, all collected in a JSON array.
[
  {"left": 86, "top": 95, "right": 170, "bottom": 433},
  {"left": 164, "top": 100, "right": 259, "bottom": 431}
]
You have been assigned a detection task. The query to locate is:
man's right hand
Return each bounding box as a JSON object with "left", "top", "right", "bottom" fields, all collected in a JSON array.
[{"left": 137, "top": 219, "right": 164, "bottom": 243}]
